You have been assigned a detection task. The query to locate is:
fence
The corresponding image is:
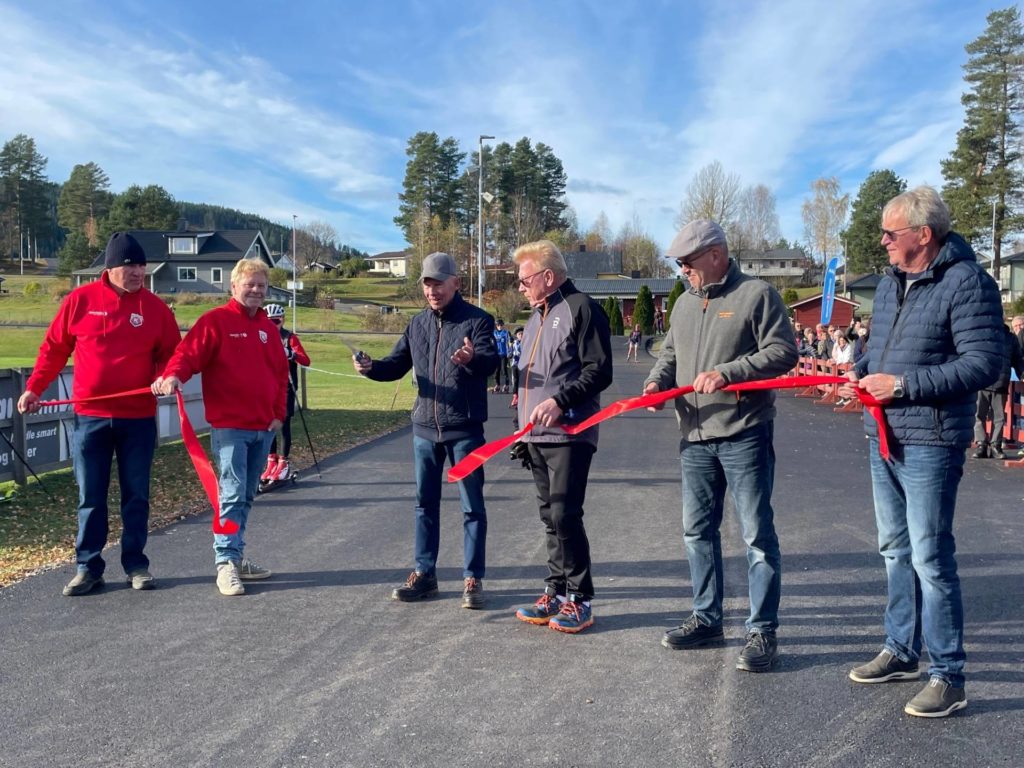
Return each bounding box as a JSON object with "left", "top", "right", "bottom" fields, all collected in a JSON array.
[{"left": 0, "top": 367, "right": 209, "bottom": 485}]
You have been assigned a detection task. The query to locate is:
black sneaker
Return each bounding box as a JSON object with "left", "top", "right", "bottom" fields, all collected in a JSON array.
[
  {"left": 391, "top": 571, "right": 438, "bottom": 602},
  {"left": 904, "top": 677, "right": 967, "bottom": 718},
  {"left": 972, "top": 445, "right": 989, "bottom": 458},
  {"left": 848, "top": 649, "right": 920, "bottom": 684},
  {"left": 661, "top": 615, "right": 725, "bottom": 649},
  {"left": 736, "top": 631, "right": 778, "bottom": 672},
  {"left": 991, "top": 446, "right": 1006, "bottom": 460},
  {"left": 62, "top": 571, "right": 104, "bottom": 597},
  {"left": 461, "top": 577, "right": 484, "bottom": 609}
]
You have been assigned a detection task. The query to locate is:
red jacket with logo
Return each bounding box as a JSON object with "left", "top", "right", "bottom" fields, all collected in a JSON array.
[
  {"left": 162, "top": 299, "right": 288, "bottom": 430},
  {"left": 26, "top": 272, "right": 181, "bottom": 418}
]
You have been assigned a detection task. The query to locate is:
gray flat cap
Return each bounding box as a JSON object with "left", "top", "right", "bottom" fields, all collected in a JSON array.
[
  {"left": 666, "top": 219, "right": 727, "bottom": 261},
  {"left": 420, "top": 252, "right": 458, "bottom": 282}
]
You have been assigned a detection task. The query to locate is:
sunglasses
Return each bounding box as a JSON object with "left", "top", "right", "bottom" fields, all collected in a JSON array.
[
  {"left": 674, "top": 247, "right": 715, "bottom": 269},
  {"left": 881, "top": 226, "right": 918, "bottom": 240}
]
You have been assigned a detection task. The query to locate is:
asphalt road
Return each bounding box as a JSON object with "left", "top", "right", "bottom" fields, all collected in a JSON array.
[{"left": 1, "top": 343, "right": 1022, "bottom": 768}]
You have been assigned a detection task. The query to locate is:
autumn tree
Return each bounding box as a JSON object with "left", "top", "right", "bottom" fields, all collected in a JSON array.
[
  {"left": 844, "top": 170, "right": 907, "bottom": 274},
  {"left": 733, "top": 184, "right": 781, "bottom": 254},
  {"left": 941, "top": 6, "right": 1024, "bottom": 277},
  {"left": 676, "top": 161, "right": 741, "bottom": 231},
  {"left": 801, "top": 177, "right": 849, "bottom": 262}
]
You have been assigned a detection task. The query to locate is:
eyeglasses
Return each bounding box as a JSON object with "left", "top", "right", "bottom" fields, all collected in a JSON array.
[
  {"left": 517, "top": 270, "right": 547, "bottom": 288},
  {"left": 674, "top": 247, "right": 714, "bottom": 269},
  {"left": 881, "top": 226, "right": 918, "bottom": 241}
]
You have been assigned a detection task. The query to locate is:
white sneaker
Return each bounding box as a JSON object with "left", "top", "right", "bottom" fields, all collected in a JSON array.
[
  {"left": 216, "top": 562, "right": 245, "bottom": 596},
  {"left": 238, "top": 559, "right": 272, "bottom": 580}
]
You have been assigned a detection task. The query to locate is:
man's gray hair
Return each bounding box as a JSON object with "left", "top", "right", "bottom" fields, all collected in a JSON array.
[{"left": 883, "top": 186, "right": 951, "bottom": 240}]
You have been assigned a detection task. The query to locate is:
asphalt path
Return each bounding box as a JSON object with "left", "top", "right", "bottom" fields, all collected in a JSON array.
[{"left": 1, "top": 342, "right": 1022, "bottom": 768}]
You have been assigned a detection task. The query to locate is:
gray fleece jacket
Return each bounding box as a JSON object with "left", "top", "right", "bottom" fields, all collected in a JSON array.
[{"left": 645, "top": 260, "right": 798, "bottom": 442}]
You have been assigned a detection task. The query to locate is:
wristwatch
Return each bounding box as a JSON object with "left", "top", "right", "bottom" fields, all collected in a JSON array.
[{"left": 892, "top": 376, "right": 905, "bottom": 399}]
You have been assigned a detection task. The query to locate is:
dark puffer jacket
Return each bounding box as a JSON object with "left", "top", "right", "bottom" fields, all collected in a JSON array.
[
  {"left": 367, "top": 292, "right": 498, "bottom": 442},
  {"left": 855, "top": 231, "right": 1003, "bottom": 448}
]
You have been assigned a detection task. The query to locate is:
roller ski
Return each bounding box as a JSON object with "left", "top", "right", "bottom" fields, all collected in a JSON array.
[{"left": 257, "top": 454, "right": 298, "bottom": 493}]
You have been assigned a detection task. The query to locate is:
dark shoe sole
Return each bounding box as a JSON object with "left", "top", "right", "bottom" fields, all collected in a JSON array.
[
  {"left": 548, "top": 617, "right": 594, "bottom": 634},
  {"left": 661, "top": 631, "right": 725, "bottom": 650},
  {"left": 736, "top": 653, "right": 779, "bottom": 673},
  {"left": 849, "top": 668, "right": 920, "bottom": 684},
  {"left": 904, "top": 699, "right": 967, "bottom": 718},
  {"left": 391, "top": 587, "right": 439, "bottom": 602},
  {"left": 63, "top": 577, "right": 105, "bottom": 597}
]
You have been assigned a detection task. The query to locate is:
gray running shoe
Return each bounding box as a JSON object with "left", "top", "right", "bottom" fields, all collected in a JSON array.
[
  {"left": 238, "top": 559, "right": 272, "bottom": 580},
  {"left": 126, "top": 569, "right": 155, "bottom": 591},
  {"left": 63, "top": 571, "right": 104, "bottom": 597},
  {"left": 461, "top": 577, "right": 484, "bottom": 609}
]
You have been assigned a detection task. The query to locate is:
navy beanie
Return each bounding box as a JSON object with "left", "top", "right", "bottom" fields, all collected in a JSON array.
[{"left": 104, "top": 232, "right": 147, "bottom": 268}]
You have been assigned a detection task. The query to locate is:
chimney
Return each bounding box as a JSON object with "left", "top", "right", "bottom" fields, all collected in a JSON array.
[
  {"left": 578, "top": 243, "right": 586, "bottom": 252},
  {"left": 176, "top": 218, "right": 189, "bottom": 232}
]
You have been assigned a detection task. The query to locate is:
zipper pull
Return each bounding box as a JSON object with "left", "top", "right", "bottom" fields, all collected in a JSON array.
[{"left": 702, "top": 296, "right": 709, "bottom": 313}]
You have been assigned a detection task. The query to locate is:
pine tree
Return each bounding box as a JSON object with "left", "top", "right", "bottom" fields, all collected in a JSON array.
[
  {"left": 58, "top": 162, "right": 112, "bottom": 246},
  {"left": 0, "top": 134, "right": 49, "bottom": 261},
  {"left": 941, "top": 6, "right": 1024, "bottom": 277},
  {"left": 844, "top": 170, "right": 907, "bottom": 275},
  {"left": 666, "top": 278, "right": 686, "bottom": 318},
  {"left": 634, "top": 285, "right": 655, "bottom": 335}
]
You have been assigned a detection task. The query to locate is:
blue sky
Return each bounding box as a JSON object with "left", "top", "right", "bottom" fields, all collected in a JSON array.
[{"left": 0, "top": 0, "right": 992, "bottom": 255}]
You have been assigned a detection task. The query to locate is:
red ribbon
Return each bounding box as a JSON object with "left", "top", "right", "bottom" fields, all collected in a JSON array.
[
  {"left": 446, "top": 375, "right": 890, "bottom": 482},
  {"left": 38, "top": 388, "right": 236, "bottom": 534}
]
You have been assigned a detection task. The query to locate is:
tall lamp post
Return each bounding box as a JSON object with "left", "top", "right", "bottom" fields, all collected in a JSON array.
[
  {"left": 291, "top": 214, "right": 298, "bottom": 331},
  {"left": 478, "top": 134, "right": 494, "bottom": 305}
]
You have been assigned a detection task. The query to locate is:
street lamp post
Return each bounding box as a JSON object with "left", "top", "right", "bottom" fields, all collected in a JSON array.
[
  {"left": 291, "top": 214, "right": 298, "bottom": 331},
  {"left": 478, "top": 135, "right": 494, "bottom": 305}
]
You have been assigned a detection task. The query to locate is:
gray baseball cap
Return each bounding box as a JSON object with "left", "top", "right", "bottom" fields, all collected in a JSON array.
[
  {"left": 420, "top": 252, "right": 458, "bottom": 282},
  {"left": 666, "top": 219, "right": 727, "bottom": 261}
]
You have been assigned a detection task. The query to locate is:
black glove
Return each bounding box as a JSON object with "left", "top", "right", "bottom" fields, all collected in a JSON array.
[{"left": 509, "top": 441, "right": 533, "bottom": 470}]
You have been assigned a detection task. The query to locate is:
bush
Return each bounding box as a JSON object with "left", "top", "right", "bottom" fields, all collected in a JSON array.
[
  {"left": 1011, "top": 294, "right": 1024, "bottom": 316},
  {"left": 49, "top": 280, "right": 71, "bottom": 302},
  {"left": 23, "top": 281, "right": 43, "bottom": 297},
  {"left": 357, "top": 307, "right": 410, "bottom": 332},
  {"left": 174, "top": 292, "right": 203, "bottom": 305},
  {"left": 782, "top": 288, "right": 799, "bottom": 305}
]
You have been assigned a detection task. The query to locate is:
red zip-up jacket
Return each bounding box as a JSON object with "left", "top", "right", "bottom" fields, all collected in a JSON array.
[
  {"left": 162, "top": 299, "right": 288, "bottom": 430},
  {"left": 26, "top": 272, "right": 181, "bottom": 418}
]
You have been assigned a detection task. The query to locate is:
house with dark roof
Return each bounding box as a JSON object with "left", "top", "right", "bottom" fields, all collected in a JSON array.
[
  {"left": 367, "top": 250, "right": 410, "bottom": 278},
  {"left": 735, "top": 248, "right": 812, "bottom": 286},
  {"left": 72, "top": 229, "right": 275, "bottom": 295},
  {"left": 845, "top": 273, "right": 883, "bottom": 315},
  {"left": 563, "top": 246, "right": 624, "bottom": 279},
  {"left": 788, "top": 294, "right": 860, "bottom": 328}
]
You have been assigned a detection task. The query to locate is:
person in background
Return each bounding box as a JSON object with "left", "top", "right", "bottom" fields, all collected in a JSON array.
[
  {"left": 353, "top": 252, "right": 497, "bottom": 609},
  {"left": 854, "top": 326, "right": 870, "bottom": 364},
  {"left": 492, "top": 319, "right": 511, "bottom": 393},
  {"left": 972, "top": 321, "right": 1024, "bottom": 459},
  {"left": 509, "top": 326, "right": 524, "bottom": 396},
  {"left": 154, "top": 258, "right": 287, "bottom": 597},
  {"left": 840, "top": 186, "right": 1003, "bottom": 718},
  {"left": 18, "top": 232, "right": 181, "bottom": 596},
  {"left": 832, "top": 330, "right": 854, "bottom": 365},
  {"left": 627, "top": 324, "right": 642, "bottom": 362},
  {"left": 260, "top": 303, "right": 311, "bottom": 484}
]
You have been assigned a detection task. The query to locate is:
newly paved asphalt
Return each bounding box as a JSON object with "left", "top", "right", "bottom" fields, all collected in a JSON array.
[{"left": 2, "top": 344, "right": 1022, "bottom": 768}]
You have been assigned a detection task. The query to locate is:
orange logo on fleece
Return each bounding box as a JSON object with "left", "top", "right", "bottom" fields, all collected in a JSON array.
[{"left": 718, "top": 311, "right": 734, "bottom": 318}]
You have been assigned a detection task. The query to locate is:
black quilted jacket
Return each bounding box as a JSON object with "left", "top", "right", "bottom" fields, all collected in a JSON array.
[{"left": 367, "top": 292, "right": 498, "bottom": 441}]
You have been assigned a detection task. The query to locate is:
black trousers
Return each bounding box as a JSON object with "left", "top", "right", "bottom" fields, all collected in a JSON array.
[{"left": 527, "top": 441, "right": 596, "bottom": 600}]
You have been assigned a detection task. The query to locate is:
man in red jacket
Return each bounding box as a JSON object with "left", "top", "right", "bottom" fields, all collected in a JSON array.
[
  {"left": 18, "top": 232, "right": 181, "bottom": 596},
  {"left": 154, "top": 258, "right": 287, "bottom": 596}
]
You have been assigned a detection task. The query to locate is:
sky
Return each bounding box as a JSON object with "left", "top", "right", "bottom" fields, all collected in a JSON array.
[{"left": 0, "top": 0, "right": 995, "bottom": 256}]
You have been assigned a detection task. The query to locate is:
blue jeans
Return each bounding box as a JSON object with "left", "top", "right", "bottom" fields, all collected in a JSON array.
[
  {"left": 412, "top": 434, "right": 487, "bottom": 579},
  {"left": 680, "top": 421, "right": 781, "bottom": 633},
  {"left": 72, "top": 415, "right": 157, "bottom": 576},
  {"left": 211, "top": 428, "right": 274, "bottom": 565},
  {"left": 868, "top": 440, "right": 966, "bottom": 687}
]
